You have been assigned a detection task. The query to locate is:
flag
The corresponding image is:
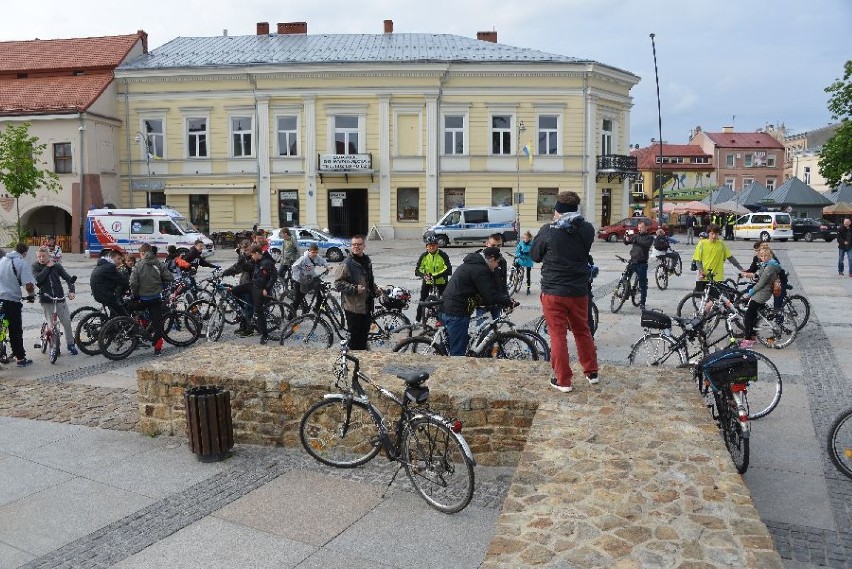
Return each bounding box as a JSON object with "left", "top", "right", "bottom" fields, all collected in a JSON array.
[{"left": 521, "top": 141, "right": 533, "bottom": 166}]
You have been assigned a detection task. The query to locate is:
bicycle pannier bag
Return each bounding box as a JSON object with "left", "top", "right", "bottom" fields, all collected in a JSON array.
[
  {"left": 640, "top": 309, "right": 671, "bottom": 330},
  {"left": 699, "top": 348, "right": 758, "bottom": 387}
]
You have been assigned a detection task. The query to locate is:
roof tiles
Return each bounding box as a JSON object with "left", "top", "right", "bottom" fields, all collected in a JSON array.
[
  {"left": 703, "top": 132, "right": 783, "bottom": 149},
  {"left": 0, "top": 34, "right": 142, "bottom": 73},
  {"left": 0, "top": 73, "right": 113, "bottom": 115}
]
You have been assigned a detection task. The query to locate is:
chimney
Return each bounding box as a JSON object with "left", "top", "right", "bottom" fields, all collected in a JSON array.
[
  {"left": 137, "top": 30, "right": 149, "bottom": 54},
  {"left": 257, "top": 22, "right": 269, "bottom": 35},
  {"left": 384, "top": 19, "right": 393, "bottom": 33},
  {"left": 477, "top": 31, "right": 498, "bottom": 43},
  {"left": 278, "top": 22, "right": 307, "bottom": 35},
  {"left": 722, "top": 125, "right": 734, "bottom": 133}
]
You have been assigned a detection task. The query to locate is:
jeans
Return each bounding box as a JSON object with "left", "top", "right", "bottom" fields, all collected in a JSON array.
[
  {"left": 838, "top": 248, "right": 852, "bottom": 275},
  {"left": 540, "top": 293, "right": 598, "bottom": 386},
  {"left": 626, "top": 261, "right": 648, "bottom": 306},
  {"left": 686, "top": 227, "right": 695, "bottom": 245},
  {"left": 440, "top": 312, "right": 470, "bottom": 356}
]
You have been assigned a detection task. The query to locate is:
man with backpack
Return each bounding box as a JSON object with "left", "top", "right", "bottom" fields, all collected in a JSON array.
[{"left": 0, "top": 243, "right": 36, "bottom": 366}]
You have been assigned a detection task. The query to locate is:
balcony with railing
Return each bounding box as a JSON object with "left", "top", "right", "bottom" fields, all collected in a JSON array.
[{"left": 596, "top": 154, "right": 639, "bottom": 183}]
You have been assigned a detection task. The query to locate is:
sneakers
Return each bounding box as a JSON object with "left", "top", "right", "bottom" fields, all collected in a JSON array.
[
  {"left": 526, "top": 287, "right": 531, "bottom": 296},
  {"left": 549, "top": 377, "right": 573, "bottom": 393},
  {"left": 235, "top": 328, "right": 255, "bottom": 337},
  {"left": 739, "top": 339, "right": 757, "bottom": 348},
  {"left": 16, "top": 358, "right": 33, "bottom": 367},
  {"left": 586, "top": 373, "right": 600, "bottom": 385},
  {"left": 259, "top": 334, "right": 269, "bottom": 345},
  {"left": 68, "top": 344, "right": 78, "bottom": 356}
]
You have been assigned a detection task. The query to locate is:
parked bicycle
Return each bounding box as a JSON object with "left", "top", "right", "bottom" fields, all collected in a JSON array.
[
  {"left": 34, "top": 294, "right": 69, "bottom": 364},
  {"left": 653, "top": 249, "right": 683, "bottom": 290},
  {"left": 299, "top": 340, "right": 476, "bottom": 513},
  {"left": 505, "top": 253, "right": 525, "bottom": 295},
  {"left": 610, "top": 255, "right": 640, "bottom": 313},
  {"left": 97, "top": 305, "right": 201, "bottom": 360},
  {"left": 828, "top": 407, "right": 852, "bottom": 480}
]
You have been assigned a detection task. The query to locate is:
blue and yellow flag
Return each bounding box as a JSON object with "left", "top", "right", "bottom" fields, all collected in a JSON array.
[{"left": 521, "top": 141, "right": 533, "bottom": 166}]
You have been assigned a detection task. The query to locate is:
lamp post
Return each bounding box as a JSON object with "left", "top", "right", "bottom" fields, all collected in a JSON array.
[
  {"left": 134, "top": 131, "right": 152, "bottom": 205},
  {"left": 650, "top": 34, "right": 665, "bottom": 225},
  {"left": 516, "top": 120, "right": 526, "bottom": 237}
]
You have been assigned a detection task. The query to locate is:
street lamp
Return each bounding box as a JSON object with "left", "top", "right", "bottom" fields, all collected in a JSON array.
[
  {"left": 516, "top": 120, "right": 526, "bottom": 236},
  {"left": 134, "top": 131, "right": 152, "bottom": 204}
]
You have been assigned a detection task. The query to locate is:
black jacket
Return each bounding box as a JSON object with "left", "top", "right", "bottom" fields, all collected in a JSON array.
[
  {"left": 440, "top": 252, "right": 512, "bottom": 316},
  {"left": 223, "top": 252, "right": 254, "bottom": 285},
  {"left": 530, "top": 212, "right": 595, "bottom": 297},
  {"left": 181, "top": 247, "right": 216, "bottom": 269},
  {"left": 31, "top": 261, "right": 76, "bottom": 303},
  {"left": 90, "top": 258, "right": 130, "bottom": 304},
  {"left": 629, "top": 232, "right": 655, "bottom": 263},
  {"left": 838, "top": 224, "right": 852, "bottom": 251},
  {"left": 251, "top": 251, "right": 278, "bottom": 294}
]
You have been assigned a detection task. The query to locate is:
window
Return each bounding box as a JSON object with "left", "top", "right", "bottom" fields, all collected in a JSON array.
[
  {"left": 465, "top": 210, "right": 488, "bottom": 224},
  {"left": 397, "top": 188, "right": 419, "bottom": 221},
  {"left": 444, "top": 115, "right": 464, "bottom": 155},
  {"left": 744, "top": 153, "right": 753, "bottom": 167},
  {"left": 142, "top": 119, "right": 164, "bottom": 158},
  {"left": 187, "top": 118, "right": 208, "bottom": 158},
  {"left": 231, "top": 116, "right": 253, "bottom": 157},
  {"left": 766, "top": 178, "right": 776, "bottom": 191},
  {"left": 743, "top": 178, "right": 754, "bottom": 187},
  {"left": 692, "top": 157, "right": 709, "bottom": 164},
  {"left": 657, "top": 156, "right": 684, "bottom": 164},
  {"left": 491, "top": 115, "right": 511, "bottom": 155},
  {"left": 335, "top": 115, "right": 359, "bottom": 154},
  {"left": 53, "top": 143, "right": 72, "bottom": 174},
  {"left": 148, "top": 192, "right": 166, "bottom": 208},
  {"left": 803, "top": 167, "right": 811, "bottom": 185},
  {"left": 159, "top": 221, "right": 180, "bottom": 235},
  {"left": 724, "top": 178, "right": 735, "bottom": 190},
  {"left": 601, "top": 119, "right": 613, "bottom": 155},
  {"left": 726, "top": 154, "right": 735, "bottom": 167},
  {"left": 492, "top": 187, "right": 512, "bottom": 207},
  {"left": 277, "top": 116, "right": 298, "bottom": 156},
  {"left": 767, "top": 154, "right": 776, "bottom": 167},
  {"left": 190, "top": 195, "right": 209, "bottom": 235},
  {"left": 130, "top": 219, "right": 154, "bottom": 234},
  {"left": 537, "top": 188, "right": 558, "bottom": 221},
  {"left": 444, "top": 188, "right": 465, "bottom": 211},
  {"left": 538, "top": 115, "right": 558, "bottom": 155}
]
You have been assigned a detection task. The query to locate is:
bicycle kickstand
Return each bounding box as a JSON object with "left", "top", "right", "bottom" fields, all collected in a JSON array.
[{"left": 381, "top": 464, "right": 405, "bottom": 499}]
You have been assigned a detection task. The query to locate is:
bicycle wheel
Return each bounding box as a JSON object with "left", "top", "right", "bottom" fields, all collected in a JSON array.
[
  {"left": 655, "top": 264, "right": 668, "bottom": 290},
  {"left": 511, "top": 268, "right": 524, "bottom": 294},
  {"left": 516, "top": 328, "right": 550, "bottom": 361},
  {"left": 75, "top": 311, "right": 108, "bottom": 356},
  {"left": 755, "top": 306, "right": 797, "bottom": 349},
  {"left": 672, "top": 254, "right": 683, "bottom": 276},
  {"left": 743, "top": 350, "right": 782, "bottom": 420},
  {"left": 49, "top": 324, "right": 61, "bottom": 364},
  {"left": 590, "top": 300, "right": 599, "bottom": 336},
  {"left": 163, "top": 310, "right": 202, "bottom": 347},
  {"left": 206, "top": 305, "right": 225, "bottom": 342},
  {"left": 482, "top": 331, "right": 539, "bottom": 360},
  {"left": 676, "top": 292, "right": 703, "bottom": 318},
  {"left": 39, "top": 323, "right": 48, "bottom": 354},
  {"left": 70, "top": 305, "right": 98, "bottom": 324},
  {"left": 610, "top": 279, "right": 627, "bottom": 313},
  {"left": 0, "top": 341, "right": 8, "bottom": 364},
  {"left": 98, "top": 317, "right": 140, "bottom": 361},
  {"left": 402, "top": 416, "right": 475, "bottom": 514},
  {"left": 280, "top": 314, "right": 334, "bottom": 348},
  {"left": 261, "top": 301, "right": 288, "bottom": 340},
  {"left": 187, "top": 299, "right": 217, "bottom": 322},
  {"left": 299, "top": 397, "right": 381, "bottom": 468},
  {"left": 827, "top": 409, "right": 852, "bottom": 479},
  {"left": 630, "top": 272, "right": 641, "bottom": 306},
  {"left": 369, "top": 310, "right": 412, "bottom": 351},
  {"left": 627, "top": 334, "right": 686, "bottom": 368},
  {"left": 720, "top": 394, "right": 749, "bottom": 474},
  {"left": 393, "top": 336, "right": 443, "bottom": 355},
  {"left": 785, "top": 294, "right": 810, "bottom": 332}
]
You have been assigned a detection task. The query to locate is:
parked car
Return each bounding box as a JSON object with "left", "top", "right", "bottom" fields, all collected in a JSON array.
[
  {"left": 733, "top": 212, "right": 792, "bottom": 242},
  {"left": 597, "top": 216, "right": 659, "bottom": 243},
  {"left": 266, "top": 227, "right": 351, "bottom": 262},
  {"left": 791, "top": 218, "right": 837, "bottom": 242}
]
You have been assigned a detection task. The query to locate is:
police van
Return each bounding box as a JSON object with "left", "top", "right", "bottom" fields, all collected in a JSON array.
[
  {"left": 732, "top": 211, "right": 793, "bottom": 242},
  {"left": 423, "top": 206, "right": 518, "bottom": 246},
  {"left": 86, "top": 207, "right": 214, "bottom": 257}
]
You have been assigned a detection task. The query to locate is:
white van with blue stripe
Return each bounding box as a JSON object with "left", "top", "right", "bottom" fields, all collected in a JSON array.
[{"left": 423, "top": 206, "right": 518, "bottom": 247}]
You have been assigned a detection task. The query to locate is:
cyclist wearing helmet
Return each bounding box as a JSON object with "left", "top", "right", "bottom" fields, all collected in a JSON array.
[{"left": 414, "top": 236, "right": 452, "bottom": 321}]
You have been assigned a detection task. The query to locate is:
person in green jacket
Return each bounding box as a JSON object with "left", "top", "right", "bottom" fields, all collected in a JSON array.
[{"left": 414, "top": 236, "right": 452, "bottom": 321}]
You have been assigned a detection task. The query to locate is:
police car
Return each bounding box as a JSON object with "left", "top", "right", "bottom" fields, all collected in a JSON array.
[{"left": 266, "top": 226, "right": 351, "bottom": 262}]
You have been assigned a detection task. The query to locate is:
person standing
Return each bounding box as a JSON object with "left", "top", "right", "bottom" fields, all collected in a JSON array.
[
  {"left": 291, "top": 244, "right": 328, "bottom": 314},
  {"left": 724, "top": 212, "right": 736, "bottom": 240},
  {"left": 414, "top": 236, "right": 452, "bottom": 321},
  {"left": 514, "top": 231, "right": 535, "bottom": 295},
  {"left": 0, "top": 243, "right": 36, "bottom": 366},
  {"left": 32, "top": 246, "right": 78, "bottom": 355},
  {"left": 837, "top": 217, "right": 852, "bottom": 277},
  {"left": 130, "top": 243, "right": 174, "bottom": 356},
  {"left": 692, "top": 223, "right": 744, "bottom": 311},
  {"left": 530, "top": 191, "right": 599, "bottom": 392},
  {"left": 625, "top": 221, "right": 654, "bottom": 310},
  {"left": 334, "top": 235, "right": 381, "bottom": 350},
  {"left": 438, "top": 247, "right": 514, "bottom": 356},
  {"left": 278, "top": 227, "right": 300, "bottom": 280},
  {"left": 685, "top": 212, "right": 697, "bottom": 245}
]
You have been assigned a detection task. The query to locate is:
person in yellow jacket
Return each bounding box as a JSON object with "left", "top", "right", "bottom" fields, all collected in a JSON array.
[{"left": 414, "top": 235, "right": 452, "bottom": 321}]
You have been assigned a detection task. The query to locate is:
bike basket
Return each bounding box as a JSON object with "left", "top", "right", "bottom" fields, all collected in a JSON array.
[
  {"left": 698, "top": 348, "right": 758, "bottom": 387},
  {"left": 380, "top": 286, "right": 411, "bottom": 310},
  {"left": 641, "top": 309, "right": 671, "bottom": 330}
]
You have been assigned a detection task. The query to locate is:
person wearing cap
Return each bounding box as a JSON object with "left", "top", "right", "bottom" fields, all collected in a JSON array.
[
  {"left": 414, "top": 236, "right": 452, "bottom": 321},
  {"left": 530, "top": 191, "right": 599, "bottom": 393},
  {"left": 438, "top": 246, "right": 514, "bottom": 356}
]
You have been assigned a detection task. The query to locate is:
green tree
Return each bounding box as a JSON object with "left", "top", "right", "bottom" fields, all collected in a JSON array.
[
  {"left": 819, "top": 60, "right": 852, "bottom": 188},
  {"left": 0, "top": 122, "right": 61, "bottom": 244}
]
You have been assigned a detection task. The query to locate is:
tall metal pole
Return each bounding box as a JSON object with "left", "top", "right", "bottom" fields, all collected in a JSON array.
[{"left": 650, "top": 34, "right": 664, "bottom": 225}]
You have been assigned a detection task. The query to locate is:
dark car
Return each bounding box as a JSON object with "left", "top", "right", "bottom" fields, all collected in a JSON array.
[
  {"left": 597, "top": 216, "right": 659, "bottom": 243},
  {"left": 791, "top": 218, "right": 837, "bottom": 242}
]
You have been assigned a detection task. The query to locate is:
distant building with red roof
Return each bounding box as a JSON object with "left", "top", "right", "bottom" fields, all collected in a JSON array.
[
  {"left": 689, "top": 125, "right": 784, "bottom": 195},
  {"left": 629, "top": 143, "right": 715, "bottom": 214},
  {"left": 0, "top": 32, "right": 147, "bottom": 252}
]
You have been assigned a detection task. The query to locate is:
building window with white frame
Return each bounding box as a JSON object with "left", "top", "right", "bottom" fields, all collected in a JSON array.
[
  {"left": 766, "top": 178, "right": 776, "bottom": 191},
  {"left": 142, "top": 119, "right": 164, "bottom": 158},
  {"left": 397, "top": 188, "right": 419, "bottom": 221},
  {"left": 744, "top": 153, "right": 753, "bottom": 167},
  {"left": 726, "top": 154, "right": 735, "bottom": 167},
  {"left": 601, "top": 119, "right": 613, "bottom": 155},
  {"left": 187, "top": 118, "right": 208, "bottom": 158},
  {"left": 491, "top": 115, "right": 511, "bottom": 155},
  {"left": 724, "top": 178, "right": 735, "bottom": 190},
  {"left": 277, "top": 116, "right": 298, "bottom": 156},
  {"left": 335, "top": 115, "right": 359, "bottom": 154},
  {"left": 767, "top": 154, "right": 776, "bottom": 167},
  {"left": 444, "top": 115, "right": 464, "bottom": 155},
  {"left": 743, "top": 178, "right": 754, "bottom": 188},
  {"left": 231, "top": 116, "right": 253, "bottom": 157},
  {"left": 803, "top": 167, "right": 811, "bottom": 185},
  {"left": 538, "top": 115, "right": 558, "bottom": 155}
]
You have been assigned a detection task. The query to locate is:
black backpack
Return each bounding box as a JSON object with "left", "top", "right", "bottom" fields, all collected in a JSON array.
[{"left": 653, "top": 235, "right": 669, "bottom": 251}]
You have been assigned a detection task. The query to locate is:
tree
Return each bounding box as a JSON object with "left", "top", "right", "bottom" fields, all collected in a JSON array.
[
  {"left": 819, "top": 60, "right": 852, "bottom": 188},
  {"left": 0, "top": 122, "right": 61, "bottom": 244}
]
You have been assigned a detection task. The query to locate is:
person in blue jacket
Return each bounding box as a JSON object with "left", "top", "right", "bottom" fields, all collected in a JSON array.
[{"left": 514, "top": 230, "right": 535, "bottom": 295}]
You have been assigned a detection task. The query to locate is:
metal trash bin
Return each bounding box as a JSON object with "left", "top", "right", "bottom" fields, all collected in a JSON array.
[{"left": 184, "top": 385, "right": 234, "bottom": 462}]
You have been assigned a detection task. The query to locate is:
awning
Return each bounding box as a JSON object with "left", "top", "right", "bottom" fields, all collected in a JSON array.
[{"left": 164, "top": 185, "right": 255, "bottom": 196}]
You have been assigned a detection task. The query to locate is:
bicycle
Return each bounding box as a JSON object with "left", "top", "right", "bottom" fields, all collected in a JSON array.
[
  {"left": 299, "top": 340, "right": 476, "bottom": 513},
  {"left": 627, "top": 307, "right": 782, "bottom": 420},
  {"left": 505, "top": 253, "right": 525, "bottom": 295},
  {"left": 35, "top": 294, "right": 68, "bottom": 364},
  {"left": 828, "top": 407, "right": 852, "bottom": 479},
  {"left": 97, "top": 304, "right": 201, "bottom": 360},
  {"left": 199, "top": 282, "right": 288, "bottom": 342},
  {"left": 653, "top": 249, "right": 683, "bottom": 290},
  {"left": 0, "top": 301, "right": 11, "bottom": 364},
  {"left": 610, "top": 255, "right": 640, "bottom": 313}
]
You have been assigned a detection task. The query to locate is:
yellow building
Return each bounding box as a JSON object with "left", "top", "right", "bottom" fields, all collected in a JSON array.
[{"left": 115, "top": 21, "right": 640, "bottom": 238}]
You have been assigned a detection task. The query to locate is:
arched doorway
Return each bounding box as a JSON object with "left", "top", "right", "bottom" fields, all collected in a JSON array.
[{"left": 23, "top": 205, "right": 72, "bottom": 244}]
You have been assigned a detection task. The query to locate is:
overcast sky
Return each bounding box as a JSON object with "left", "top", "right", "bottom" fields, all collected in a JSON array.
[{"left": 3, "top": 0, "right": 849, "bottom": 147}]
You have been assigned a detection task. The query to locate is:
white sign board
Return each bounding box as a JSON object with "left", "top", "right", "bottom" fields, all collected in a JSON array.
[
  {"left": 331, "top": 198, "right": 343, "bottom": 207},
  {"left": 319, "top": 154, "right": 372, "bottom": 171}
]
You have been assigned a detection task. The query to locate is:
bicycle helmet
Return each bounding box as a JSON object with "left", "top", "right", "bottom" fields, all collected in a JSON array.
[{"left": 424, "top": 235, "right": 438, "bottom": 245}]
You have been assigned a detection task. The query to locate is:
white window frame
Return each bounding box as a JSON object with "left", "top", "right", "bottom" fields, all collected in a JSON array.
[
  {"left": 726, "top": 154, "right": 735, "bottom": 167},
  {"left": 537, "top": 114, "right": 559, "bottom": 156},
  {"left": 744, "top": 153, "right": 754, "bottom": 168},
  {"left": 444, "top": 114, "right": 465, "bottom": 155},
  {"left": 767, "top": 154, "right": 776, "bottom": 167},
  {"left": 186, "top": 116, "right": 209, "bottom": 159},
  {"left": 490, "top": 114, "right": 512, "bottom": 156},
  {"left": 230, "top": 115, "right": 254, "bottom": 158},
  {"left": 601, "top": 118, "right": 614, "bottom": 155},
  {"left": 276, "top": 115, "right": 299, "bottom": 156},
  {"left": 743, "top": 178, "right": 754, "bottom": 187},
  {"left": 766, "top": 178, "right": 776, "bottom": 191},
  {"left": 724, "top": 177, "right": 735, "bottom": 190},
  {"left": 334, "top": 115, "right": 361, "bottom": 155},
  {"left": 803, "top": 167, "right": 811, "bottom": 185},
  {"left": 140, "top": 117, "right": 165, "bottom": 159}
]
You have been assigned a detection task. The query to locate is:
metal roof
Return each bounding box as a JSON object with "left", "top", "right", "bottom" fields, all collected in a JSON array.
[{"left": 118, "top": 33, "right": 599, "bottom": 70}]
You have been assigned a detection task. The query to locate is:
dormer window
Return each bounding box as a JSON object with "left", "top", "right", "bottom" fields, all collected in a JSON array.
[
  {"left": 16, "top": 73, "right": 27, "bottom": 79},
  {"left": 73, "top": 70, "right": 85, "bottom": 76}
]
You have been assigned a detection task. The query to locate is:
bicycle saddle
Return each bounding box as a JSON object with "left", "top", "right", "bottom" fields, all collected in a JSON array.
[{"left": 398, "top": 370, "right": 430, "bottom": 386}]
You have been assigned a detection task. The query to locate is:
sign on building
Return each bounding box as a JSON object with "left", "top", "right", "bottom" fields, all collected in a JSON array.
[{"left": 319, "top": 154, "right": 372, "bottom": 171}]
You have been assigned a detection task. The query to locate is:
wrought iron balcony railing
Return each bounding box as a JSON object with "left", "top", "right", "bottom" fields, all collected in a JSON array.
[{"left": 596, "top": 154, "right": 639, "bottom": 183}]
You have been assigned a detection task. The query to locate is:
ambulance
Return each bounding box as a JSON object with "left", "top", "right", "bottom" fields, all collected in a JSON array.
[{"left": 86, "top": 207, "right": 214, "bottom": 257}]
